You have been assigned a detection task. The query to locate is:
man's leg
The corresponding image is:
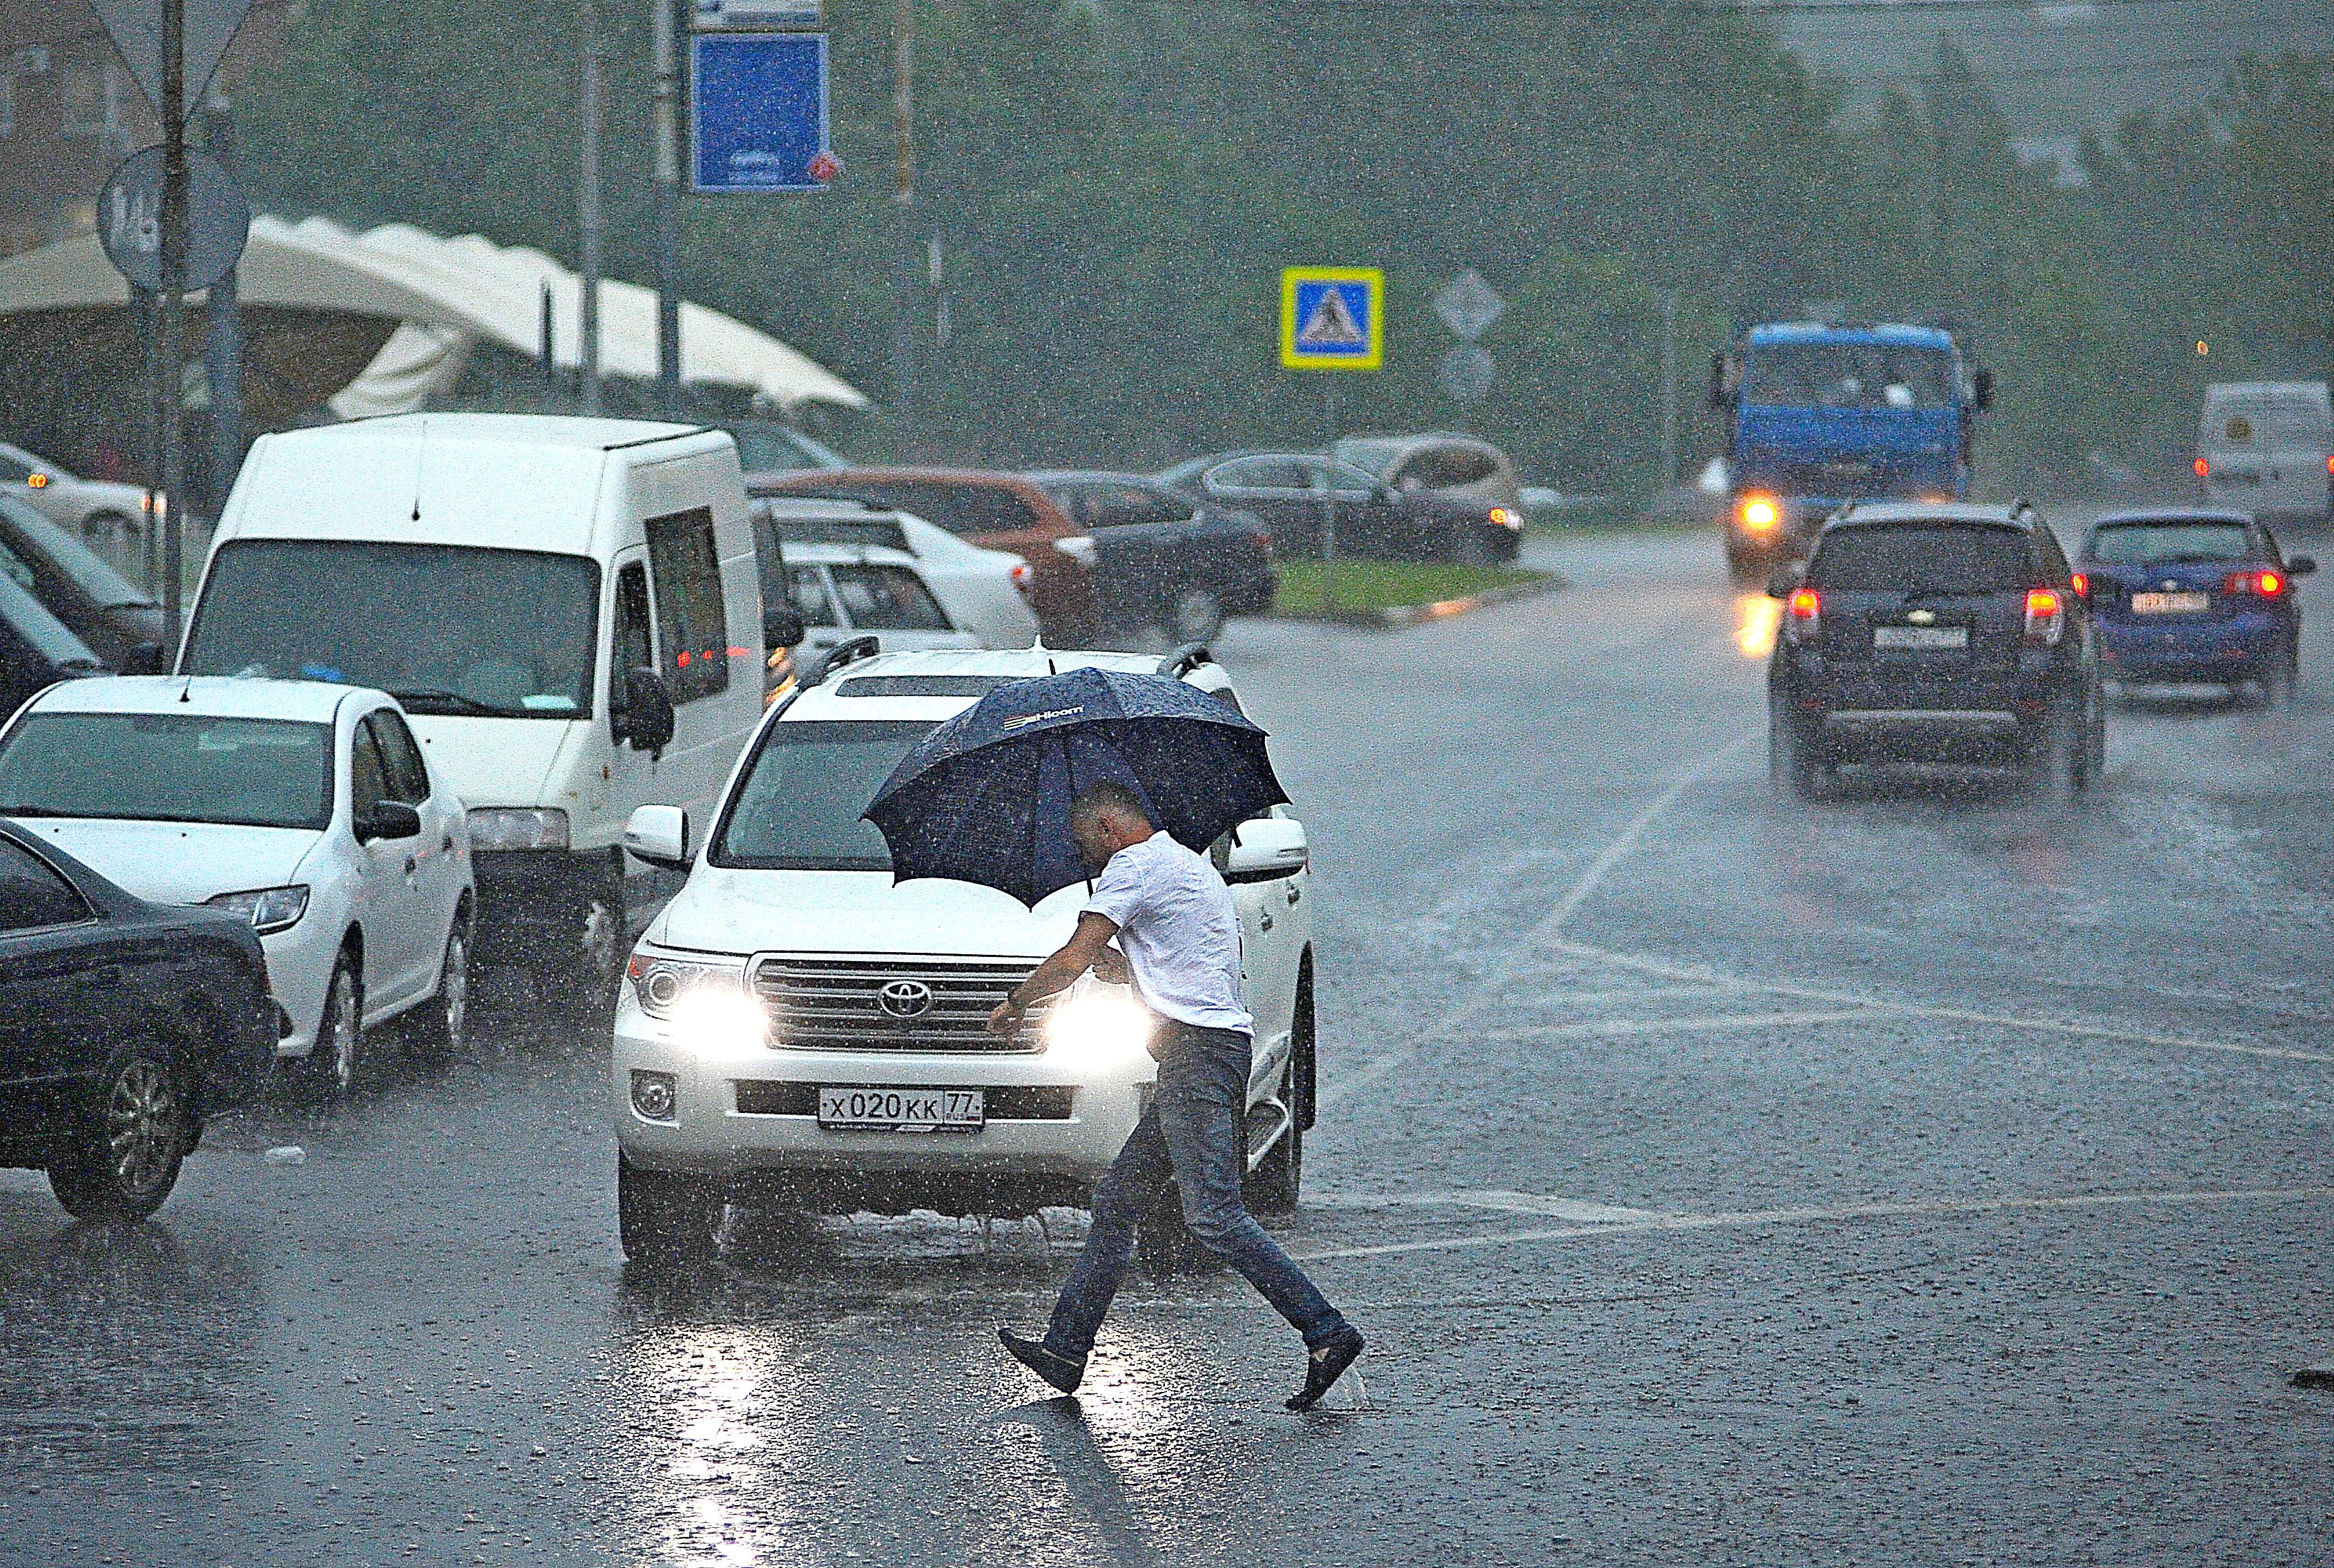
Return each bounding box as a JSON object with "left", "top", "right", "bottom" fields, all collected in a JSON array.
[
  {"left": 1039, "top": 1100, "right": 1175, "bottom": 1362},
  {"left": 1153, "top": 1028, "right": 1349, "bottom": 1348}
]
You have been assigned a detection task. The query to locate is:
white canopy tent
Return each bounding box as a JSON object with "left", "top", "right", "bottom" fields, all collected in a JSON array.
[{"left": 0, "top": 215, "right": 866, "bottom": 418}]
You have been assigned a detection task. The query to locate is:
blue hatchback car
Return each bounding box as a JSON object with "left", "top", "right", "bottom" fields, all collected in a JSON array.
[{"left": 2077, "top": 510, "right": 2315, "bottom": 703}]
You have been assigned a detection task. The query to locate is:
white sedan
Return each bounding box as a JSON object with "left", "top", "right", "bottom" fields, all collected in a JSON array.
[
  {"left": 0, "top": 440, "right": 157, "bottom": 543},
  {"left": 0, "top": 677, "right": 475, "bottom": 1094},
  {"left": 756, "top": 497, "right": 1041, "bottom": 652}
]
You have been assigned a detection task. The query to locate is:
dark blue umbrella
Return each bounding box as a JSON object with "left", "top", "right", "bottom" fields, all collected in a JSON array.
[{"left": 862, "top": 666, "right": 1289, "bottom": 906}]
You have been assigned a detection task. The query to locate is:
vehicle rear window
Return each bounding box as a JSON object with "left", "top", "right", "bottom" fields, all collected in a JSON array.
[
  {"left": 2086, "top": 522, "right": 2252, "bottom": 565},
  {"left": 843, "top": 483, "right": 1039, "bottom": 537},
  {"left": 646, "top": 507, "right": 732, "bottom": 704},
  {"left": 829, "top": 565, "right": 950, "bottom": 631},
  {"left": 0, "top": 713, "right": 333, "bottom": 830},
  {"left": 1809, "top": 525, "right": 2034, "bottom": 594}
]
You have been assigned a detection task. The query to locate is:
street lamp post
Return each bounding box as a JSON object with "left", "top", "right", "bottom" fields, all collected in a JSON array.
[
  {"left": 157, "top": 0, "right": 187, "bottom": 650},
  {"left": 652, "top": 0, "right": 682, "bottom": 418}
]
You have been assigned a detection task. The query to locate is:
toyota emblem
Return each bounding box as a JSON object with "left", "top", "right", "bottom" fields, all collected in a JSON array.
[{"left": 877, "top": 980, "right": 934, "bottom": 1019}]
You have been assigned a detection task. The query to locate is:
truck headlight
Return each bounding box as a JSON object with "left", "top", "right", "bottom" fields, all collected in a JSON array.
[
  {"left": 206, "top": 884, "right": 310, "bottom": 935},
  {"left": 1043, "top": 987, "right": 1153, "bottom": 1069},
  {"left": 628, "top": 953, "right": 765, "bottom": 1048},
  {"left": 466, "top": 807, "right": 569, "bottom": 851}
]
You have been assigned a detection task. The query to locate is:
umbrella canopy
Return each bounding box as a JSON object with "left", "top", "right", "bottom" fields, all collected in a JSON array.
[{"left": 863, "top": 667, "right": 1289, "bottom": 907}]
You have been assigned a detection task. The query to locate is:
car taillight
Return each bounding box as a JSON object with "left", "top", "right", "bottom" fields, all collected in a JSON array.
[
  {"left": 2070, "top": 572, "right": 2088, "bottom": 598},
  {"left": 2224, "top": 568, "right": 2284, "bottom": 598},
  {"left": 2194, "top": 457, "right": 2210, "bottom": 479},
  {"left": 1009, "top": 562, "right": 1034, "bottom": 594},
  {"left": 1786, "top": 586, "right": 1820, "bottom": 635},
  {"left": 2025, "top": 586, "right": 2065, "bottom": 645}
]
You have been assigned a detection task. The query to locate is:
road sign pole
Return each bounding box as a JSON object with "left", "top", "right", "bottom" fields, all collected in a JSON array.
[
  {"left": 202, "top": 97, "right": 243, "bottom": 514},
  {"left": 159, "top": 0, "right": 187, "bottom": 651},
  {"left": 1320, "top": 382, "right": 1339, "bottom": 611},
  {"left": 889, "top": 0, "right": 918, "bottom": 458},
  {"left": 579, "top": 0, "right": 604, "bottom": 415},
  {"left": 652, "top": 0, "right": 682, "bottom": 418}
]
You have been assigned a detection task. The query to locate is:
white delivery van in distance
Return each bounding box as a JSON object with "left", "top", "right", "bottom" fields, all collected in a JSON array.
[
  {"left": 180, "top": 414, "right": 775, "bottom": 1000},
  {"left": 2199, "top": 381, "right": 2333, "bottom": 524}
]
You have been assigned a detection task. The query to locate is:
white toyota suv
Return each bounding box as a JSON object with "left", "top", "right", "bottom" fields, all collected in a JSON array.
[{"left": 609, "top": 644, "right": 1317, "bottom": 1264}]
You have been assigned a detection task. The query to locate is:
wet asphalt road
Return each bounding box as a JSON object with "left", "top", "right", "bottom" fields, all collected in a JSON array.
[{"left": 5, "top": 523, "right": 2333, "bottom": 1567}]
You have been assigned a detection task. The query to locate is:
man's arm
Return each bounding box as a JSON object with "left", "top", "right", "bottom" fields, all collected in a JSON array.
[{"left": 987, "top": 911, "right": 1121, "bottom": 1035}]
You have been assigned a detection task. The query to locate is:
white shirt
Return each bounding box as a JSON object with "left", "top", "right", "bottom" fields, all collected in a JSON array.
[{"left": 1081, "top": 833, "right": 1253, "bottom": 1035}]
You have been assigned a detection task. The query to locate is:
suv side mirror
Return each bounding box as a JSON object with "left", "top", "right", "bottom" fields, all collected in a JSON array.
[
  {"left": 1223, "top": 817, "right": 1308, "bottom": 882},
  {"left": 763, "top": 602, "right": 806, "bottom": 649},
  {"left": 2287, "top": 554, "right": 2316, "bottom": 577},
  {"left": 1972, "top": 368, "right": 1996, "bottom": 412},
  {"left": 1764, "top": 564, "right": 1804, "bottom": 599},
  {"left": 624, "top": 804, "right": 691, "bottom": 871},
  {"left": 356, "top": 800, "right": 422, "bottom": 844},
  {"left": 624, "top": 666, "right": 676, "bottom": 753}
]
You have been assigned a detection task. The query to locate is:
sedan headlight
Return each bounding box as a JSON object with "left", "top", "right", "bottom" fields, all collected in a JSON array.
[
  {"left": 1043, "top": 985, "right": 1154, "bottom": 1069},
  {"left": 206, "top": 884, "right": 310, "bottom": 936},
  {"left": 466, "top": 807, "right": 569, "bottom": 851},
  {"left": 628, "top": 952, "right": 766, "bottom": 1049}
]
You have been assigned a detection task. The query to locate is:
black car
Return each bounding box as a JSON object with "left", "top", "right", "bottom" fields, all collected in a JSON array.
[
  {"left": 0, "top": 568, "right": 109, "bottom": 719},
  {"left": 1767, "top": 501, "right": 2105, "bottom": 797},
  {"left": 1159, "top": 449, "right": 1523, "bottom": 565},
  {"left": 2077, "top": 509, "right": 2315, "bottom": 703},
  {"left": 0, "top": 494, "right": 166, "bottom": 670},
  {"left": 1030, "top": 471, "right": 1277, "bottom": 641},
  {"left": 0, "top": 821, "right": 275, "bottom": 1219}
]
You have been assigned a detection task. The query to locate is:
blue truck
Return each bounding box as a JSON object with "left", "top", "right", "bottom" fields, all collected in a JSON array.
[{"left": 1708, "top": 321, "right": 1994, "bottom": 581}]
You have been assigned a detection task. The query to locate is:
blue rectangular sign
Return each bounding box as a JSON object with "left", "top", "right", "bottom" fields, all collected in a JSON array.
[{"left": 691, "top": 32, "right": 830, "bottom": 194}]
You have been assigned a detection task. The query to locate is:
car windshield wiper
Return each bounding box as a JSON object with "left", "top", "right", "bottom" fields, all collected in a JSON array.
[{"left": 390, "top": 687, "right": 513, "bottom": 717}]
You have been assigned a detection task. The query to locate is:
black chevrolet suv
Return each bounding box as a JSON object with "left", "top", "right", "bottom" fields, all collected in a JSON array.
[{"left": 1766, "top": 501, "right": 2104, "bottom": 797}]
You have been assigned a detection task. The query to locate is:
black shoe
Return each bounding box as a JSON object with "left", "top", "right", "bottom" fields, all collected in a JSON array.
[
  {"left": 999, "top": 1328, "right": 1085, "bottom": 1394},
  {"left": 1286, "top": 1325, "right": 1364, "bottom": 1412}
]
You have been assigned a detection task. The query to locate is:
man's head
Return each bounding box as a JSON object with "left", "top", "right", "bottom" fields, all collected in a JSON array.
[{"left": 1069, "top": 781, "right": 1155, "bottom": 871}]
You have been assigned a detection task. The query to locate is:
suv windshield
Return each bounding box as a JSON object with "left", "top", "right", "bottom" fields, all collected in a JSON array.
[
  {"left": 184, "top": 541, "right": 601, "bottom": 718},
  {"left": 1811, "top": 525, "right": 2034, "bottom": 594},
  {"left": 713, "top": 719, "right": 938, "bottom": 871},
  {"left": 2087, "top": 522, "right": 2252, "bottom": 564},
  {"left": 0, "top": 713, "right": 332, "bottom": 830},
  {"left": 1744, "top": 344, "right": 1956, "bottom": 410}
]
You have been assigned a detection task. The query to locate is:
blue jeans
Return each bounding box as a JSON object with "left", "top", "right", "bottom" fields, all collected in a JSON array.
[{"left": 1043, "top": 1024, "right": 1347, "bottom": 1359}]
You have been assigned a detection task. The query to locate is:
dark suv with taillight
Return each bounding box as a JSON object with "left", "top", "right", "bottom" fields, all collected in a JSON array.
[
  {"left": 1766, "top": 501, "right": 2104, "bottom": 797},
  {"left": 2076, "top": 509, "right": 2313, "bottom": 705}
]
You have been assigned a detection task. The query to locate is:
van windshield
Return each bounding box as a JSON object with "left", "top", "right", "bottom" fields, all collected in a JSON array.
[
  {"left": 713, "top": 719, "right": 937, "bottom": 871},
  {"left": 184, "top": 541, "right": 601, "bottom": 718}
]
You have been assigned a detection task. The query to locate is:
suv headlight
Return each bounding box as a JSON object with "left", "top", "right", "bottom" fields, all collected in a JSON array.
[
  {"left": 628, "top": 951, "right": 765, "bottom": 1048},
  {"left": 466, "top": 807, "right": 569, "bottom": 851},
  {"left": 206, "top": 884, "right": 310, "bottom": 936},
  {"left": 1043, "top": 985, "right": 1153, "bottom": 1069}
]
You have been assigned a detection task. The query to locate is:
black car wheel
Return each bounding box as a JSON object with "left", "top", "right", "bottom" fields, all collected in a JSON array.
[
  {"left": 618, "top": 1154, "right": 724, "bottom": 1267},
  {"left": 2262, "top": 639, "right": 2298, "bottom": 707},
  {"left": 1452, "top": 528, "right": 1497, "bottom": 567},
  {"left": 50, "top": 1048, "right": 190, "bottom": 1222},
  {"left": 2036, "top": 691, "right": 2089, "bottom": 799},
  {"left": 1768, "top": 693, "right": 1827, "bottom": 799},
  {"left": 1164, "top": 587, "right": 1226, "bottom": 644}
]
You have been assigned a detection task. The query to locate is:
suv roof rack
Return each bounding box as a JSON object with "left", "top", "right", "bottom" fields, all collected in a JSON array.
[
  {"left": 810, "top": 635, "right": 882, "bottom": 686},
  {"left": 1156, "top": 643, "right": 1215, "bottom": 679}
]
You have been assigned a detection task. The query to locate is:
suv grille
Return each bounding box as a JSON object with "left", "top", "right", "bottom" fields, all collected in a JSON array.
[{"left": 752, "top": 956, "right": 1045, "bottom": 1053}]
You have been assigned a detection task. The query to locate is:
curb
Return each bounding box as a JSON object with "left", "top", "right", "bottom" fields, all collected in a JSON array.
[{"left": 1268, "top": 571, "right": 1565, "bottom": 630}]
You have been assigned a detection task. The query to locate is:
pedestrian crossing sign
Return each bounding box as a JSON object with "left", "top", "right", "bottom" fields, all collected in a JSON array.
[{"left": 1281, "top": 267, "right": 1384, "bottom": 370}]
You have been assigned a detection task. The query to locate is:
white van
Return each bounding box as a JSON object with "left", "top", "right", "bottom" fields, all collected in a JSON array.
[
  {"left": 2199, "top": 382, "right": 2333, "bottom": 523},
  {"left": 180, "top": 414, "right": 771, "bottom": 999}
]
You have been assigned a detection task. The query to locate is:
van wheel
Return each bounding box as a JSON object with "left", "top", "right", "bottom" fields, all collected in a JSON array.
[
  {"left": 618, "top": 1154, "right": 723, "bottom": 1267},
  {"left": 50, "top": 1049, "right": 189, "bottom": 1221}
]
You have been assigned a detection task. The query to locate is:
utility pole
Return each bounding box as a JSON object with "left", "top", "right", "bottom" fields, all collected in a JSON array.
[
  {"left": 158, "top": 0, "right": 187, "bottom": 650},
  {"left": 652, "top": 0, "right": 682, "bottom": 418},
  {"left": 889, "top": 0, "right": 918, "bottom": 459},
  {"left": 1659, "top": 287, "right": 1679, "bottom": 488},
  {"left": 579, "top": 0, "right": 604, "bottom": 414}
]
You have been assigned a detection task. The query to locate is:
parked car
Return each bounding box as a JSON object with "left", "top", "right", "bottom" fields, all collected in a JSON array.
[
  {"left": 752, "top": 467, "right": 1103, "bottom": 643},
  {"left": 719, "top": 419, "right": 849, "bottom": 475},
  {"left": 0, "top": 819, "right": 273, "bottom": 1219},
  {"left": 0, "top": 570, "right": 109, "bottom": 719},
  {"left": 2197, "top": 382, "right": 2332, "bottom": 524},
  {"left": 2077, "top": 509, "right": 2314, "bottom": 704},
  {"left": 180, "top": 414, "right": 764, "bottom": 1002},
  {"left": 608, "top": 644, "right": 1316, "bottom": 1264},
  {"left": 1030, "top": 471, "right": 1277, "bottom": 641},
  {"left": 1766, "top": 500, "right": 2104, "bottom": 797},
  {"left": 1159, "top": 447, "right": 1523, "bottom": 564},
  {"left": 0, "top": 677, "right": 476, "bottom": 1095},
  {"left": 0, "top": 494, "right": 166, "bottom": 670},
  {"left": 752, "top": 497, "right": 1041, "bottom": 657},
  {"left": 0, "top": 438, "right": 157, "bottom": 544}
]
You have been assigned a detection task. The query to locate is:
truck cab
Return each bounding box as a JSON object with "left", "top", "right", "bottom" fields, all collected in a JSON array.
[{"left": 1711, "top": 322, "right": 1992, "bottom": 581}]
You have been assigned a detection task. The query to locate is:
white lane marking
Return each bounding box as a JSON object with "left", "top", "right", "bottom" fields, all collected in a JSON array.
[
  {"left": 1319, "top": 732, "right": 1760, "bottom": 1113},
  {"left": 1469, "top": 1008, "right": 1882, "bottom": 1045},
  {"left": 1295, "top": 1184, "right": 2334, "bottom": 1264},
  {"left": 1547, "top": 938, "right": 2334, "bottom": 1067},
  {"left": 1309, "top": 1190, "right": 1669, "bottom": 1223}
]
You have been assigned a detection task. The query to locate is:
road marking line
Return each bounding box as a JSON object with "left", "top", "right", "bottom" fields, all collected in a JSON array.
[
  {"left": 1309, "top": 1190, "right": 1668, "bottom": 1223},
  {"left": 1295, "top": 1184, "right": 2334, "bottom": 1264},
  {"left": 1319, "top": 732, "right": 1759, "bottom": 1112},
  {"left": 1469, "top": 1008, "right": 1882, "bottom": 1045},
  {"left": 1546, "top": 938, "right": 2334, "bottom": 1066}
]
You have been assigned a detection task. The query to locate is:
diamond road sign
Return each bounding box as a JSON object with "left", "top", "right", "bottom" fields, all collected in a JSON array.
[
  {"left": 1432, "top": 268, "right": 1504, "bottom": 343},
  {"left": 1280, "top": 267, "right": 1383, "bottom": 371},
  {"left": 88, "top": 0, "right": 255, "bottom": 122},
  {"left": 1438, "top": 343, "right": 1496, "bottom": 405}
]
